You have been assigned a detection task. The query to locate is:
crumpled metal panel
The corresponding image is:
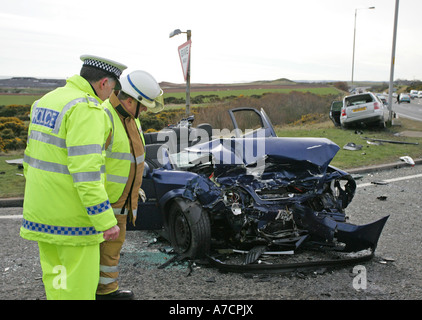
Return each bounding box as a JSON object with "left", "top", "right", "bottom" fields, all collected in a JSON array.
[
  {"left": 186, "top": 136, "right": 340, "bottom": 170},
  {"left": 179, "top": 134, "right": 388, "bottom": 254}
]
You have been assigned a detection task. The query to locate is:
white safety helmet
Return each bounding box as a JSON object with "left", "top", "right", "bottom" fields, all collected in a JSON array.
[{"left": 120, "top": 70, "right": 164, "bottom": 113}]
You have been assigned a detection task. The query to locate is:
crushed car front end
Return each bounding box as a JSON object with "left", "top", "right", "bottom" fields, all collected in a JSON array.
[{"left": 180, "top": 136, "right": 388, "bottom": 254}]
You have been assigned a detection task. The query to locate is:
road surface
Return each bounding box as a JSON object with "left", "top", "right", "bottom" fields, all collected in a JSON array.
[
  {"left": 1, "top": 164, "right": 422, "bottom": 303},
  {"left": 392, "top": 97, "right": 422, "bottom": 122}
]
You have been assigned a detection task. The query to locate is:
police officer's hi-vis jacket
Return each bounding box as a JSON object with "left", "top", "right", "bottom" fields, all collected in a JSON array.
[
  {"left": 20, "top": 75, "right": 117, "bottom": 246},
  {"left": 103, "top": 92, "right": 145, "bottom": 223}
]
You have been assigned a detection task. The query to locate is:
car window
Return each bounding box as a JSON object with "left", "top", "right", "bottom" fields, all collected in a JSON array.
[
  {"left": 331, "top": 101, "right": 343, "bottom": 111},
  {"left": 345, "top": 94, "right": 374, "bottom": 107},
  {"left": 230, "top": 109, "right": 263, "bottom": 134}
]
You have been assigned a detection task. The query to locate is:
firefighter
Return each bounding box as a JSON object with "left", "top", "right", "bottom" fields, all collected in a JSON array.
[
  {"left": 20, "top": 55, "right": 127, "bottom": 300},
  {"left": 96, "top": 70, "right": 164, "bottom": 300}
]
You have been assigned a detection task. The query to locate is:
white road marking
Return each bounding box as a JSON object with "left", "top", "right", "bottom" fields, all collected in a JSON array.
[
  {"left": 357, "top": 173, "right": 422, "bottom": 188},
  {"left": 0, "top": 214, "right": 23, "bottom": 219},
  {"left": 395, "top": 113, "right": 422, "bottom": 121}
]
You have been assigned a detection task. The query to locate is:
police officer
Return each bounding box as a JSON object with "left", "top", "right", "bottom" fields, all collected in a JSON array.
[
  {"left": 20, "top": 55, "right": 127, "bottom": 300},
  {"left": 96, "top": 70, "right": 164, "bottom": 300}
]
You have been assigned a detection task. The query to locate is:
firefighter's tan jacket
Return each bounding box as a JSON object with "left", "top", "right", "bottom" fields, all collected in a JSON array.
[{"left": 103, "top": 92, "right": 145, "bottom": 222}]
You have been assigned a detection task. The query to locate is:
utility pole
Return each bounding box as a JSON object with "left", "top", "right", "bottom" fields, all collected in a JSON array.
[
  {"left": 387, "top": 0, "right": 400, "bottom": 126},
  {"left": 351, "top": 7, "right": 375, "bottom": 90},
  {"left": 185, "top": 30, "right": 191, "bottom": 115}
]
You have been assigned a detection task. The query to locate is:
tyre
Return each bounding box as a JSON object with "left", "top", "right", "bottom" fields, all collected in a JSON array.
[{"left": 168, "top": 199, "right": 211, "bottom": 258}]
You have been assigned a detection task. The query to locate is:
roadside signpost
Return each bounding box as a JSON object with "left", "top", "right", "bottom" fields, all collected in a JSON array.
[
  {"left": 178, "top": 40, "right": 191, "bottom": 82},
  {"left": 170, "top": 29, "right": 192, "bottom": 115}
]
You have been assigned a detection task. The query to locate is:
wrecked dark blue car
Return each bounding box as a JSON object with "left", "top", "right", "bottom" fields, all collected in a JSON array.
[{"left": 131, "top": 108, "right": 388, "bottom": 266}]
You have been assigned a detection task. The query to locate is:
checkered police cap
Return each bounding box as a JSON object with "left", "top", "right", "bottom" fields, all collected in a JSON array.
[{"left": 80, "top": 55, "right": 127, "bottom": 79}]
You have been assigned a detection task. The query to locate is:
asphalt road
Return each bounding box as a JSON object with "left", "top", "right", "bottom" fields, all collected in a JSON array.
[
  {"left": 1, "top": 163, "right": 421, "bottom": 303},
  {"left": 393, "top": 97, "right": 422, "bottom": 121}
]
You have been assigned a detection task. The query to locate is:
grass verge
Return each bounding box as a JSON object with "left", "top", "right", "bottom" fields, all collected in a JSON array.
[
  {"left": 0, "top": 150, "right": 25, "bottom": 198},
  {"left": 276, "top": 118, "right": 422, "bottom": 169}
]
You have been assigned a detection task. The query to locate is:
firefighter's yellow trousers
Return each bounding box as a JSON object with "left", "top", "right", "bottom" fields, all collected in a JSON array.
[
  {"left": 38, "top": 241, "right": 100, "bottom": 300},
  {"left": 96, "top": 214, "right": 127, "bottom": 295}
]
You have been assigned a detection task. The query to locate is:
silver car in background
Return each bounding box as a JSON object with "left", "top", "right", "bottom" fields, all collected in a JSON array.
[{"left": 340, "top": 92, "right": 388, "bottom": 129}]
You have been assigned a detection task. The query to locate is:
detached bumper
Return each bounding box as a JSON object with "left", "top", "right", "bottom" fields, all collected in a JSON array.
[{"left": 292, "top": 204, "right": 389, "bottom": 252}]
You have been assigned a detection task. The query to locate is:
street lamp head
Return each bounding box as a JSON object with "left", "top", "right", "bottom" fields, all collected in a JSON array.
[
  {"left": 369, "top": 6, "right": 375, "bottom": 9},
  {"left": 169, "top": 29, "right": 182, "bottom": 38}
]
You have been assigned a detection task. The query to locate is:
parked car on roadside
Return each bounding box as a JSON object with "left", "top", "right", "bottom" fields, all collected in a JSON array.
[
  {"left": 417, "top": 91, "right": 422, "bottom": 98},
  {"left": 376, "top": 93, "right": 388, "bottom": 106},
  {"left": 329, "top": 100, "right": 343, "bottom": 126},
  {"left": 410, "top": 90, "right": 418, "bottom": 99},
  {"left": 340, "top": 92, "right": 388, "bottom": 129},
  {"left": 399, "top": 93, "right": 411, "bottom": 103}
]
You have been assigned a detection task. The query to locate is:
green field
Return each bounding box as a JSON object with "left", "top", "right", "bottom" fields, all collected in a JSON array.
[
  {"left": 0, "top": 86, "right": 341, "bottom": 108},
  {"left": 0, "top": 95, "right": 43, "bottom": 106},
  {"left": 163, "top": 87, "right": 341, "bottom": 100},
  {"left": 0, "top": 87, "right": 340, "bottom": 107},
  {"left": 0, "top": 151, "right": 25, "bottom": 197}
]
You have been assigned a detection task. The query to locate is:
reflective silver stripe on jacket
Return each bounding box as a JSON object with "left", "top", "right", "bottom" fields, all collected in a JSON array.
[
  {"left": 28, "top": 131, "right": 104, "bottom": 157},
  {"left": 106, "top": 174, "right": 128, "bottom": 184},
  {"left": 68, "top": 144, "right": 102, "bottom": 156},
  {"left": 136, "top": 154, "right": 145, "bottom": 164},
  {"left": 106, "top": 150, "right": 134, "bottom": 162},
  {"left": 104, "top": 108, "right": 115, "bottom": 150},
  {"left": 104, "top": 106, "right": 145, "bottom": 165},
  {"left": 100, "top": 265, "right": 119, "bottom": 273},
  {"left": 23, "top": 154, "right": 105, "bottom": 182},
  {"left": 106, "top": 151, "right": 145, "bottom": 165},
  {"left": 99, "top": 277, "right": 117, "bottom": 285},
  {"left": 52, "top": 96, "right": 100, "bottom": 134},
  {"left": 24, "top": 154, "right": 69, "bottom": 174},
  {"left": 29, "top": 130, "right": 67, "bottom": 148},
  {"left": 22, "top": 219, "right": 100, "bottom": 236},
  {"left": 112, "top": 207, "right": 126, "bottom": 215},
  {"left": 111, "top": 208, "right": 137, "bottom": 218}
]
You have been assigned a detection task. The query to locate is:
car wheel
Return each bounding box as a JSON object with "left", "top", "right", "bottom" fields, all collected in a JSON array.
[{"left": 168, "top": 199, "right": 211, "bottom": 258}]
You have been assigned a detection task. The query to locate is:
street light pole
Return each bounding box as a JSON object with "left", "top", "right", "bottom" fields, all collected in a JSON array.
[
  {"left": 351, "top": 7, "right": 375, "bottom": 89},
  {"left": 185, "top": 30, "right": 191, "bottom": 115},
  {"left": 387, "top": 0, "right": 400, "bottom": 125},
  {"left": 351, "top": 9, "right": 358, "bottom": 89},
  {"left": 170, "top": 28, "right": 192, "bottom": 115}
]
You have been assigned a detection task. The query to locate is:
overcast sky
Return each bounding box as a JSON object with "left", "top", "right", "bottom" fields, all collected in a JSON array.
[{"left": 0, "top": 0, "right": 420, "bottom": 84}]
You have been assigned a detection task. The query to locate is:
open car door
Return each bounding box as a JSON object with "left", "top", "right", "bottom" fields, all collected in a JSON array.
[{"left": 228, "top": 108, "right": 277, "bottom": 138}]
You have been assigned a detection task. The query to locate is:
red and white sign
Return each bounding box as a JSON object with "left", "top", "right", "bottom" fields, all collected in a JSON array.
[{"left": 178, "top": 40, "right": 191, "bottom": 81}]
